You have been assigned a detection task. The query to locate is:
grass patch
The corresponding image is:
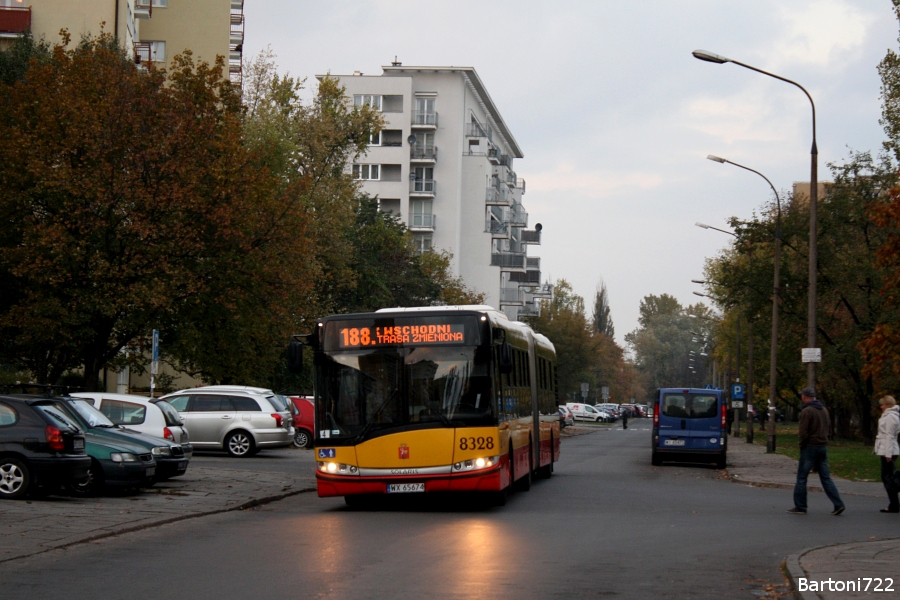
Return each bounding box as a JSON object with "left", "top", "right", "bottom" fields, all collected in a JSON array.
[{"left": 771, "top": 423, "right": 880, "bottom": 482}]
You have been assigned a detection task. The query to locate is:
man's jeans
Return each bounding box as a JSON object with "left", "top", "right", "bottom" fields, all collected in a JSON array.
[{"left": 793, "top": 445, "right": 844, "bottom": 511}]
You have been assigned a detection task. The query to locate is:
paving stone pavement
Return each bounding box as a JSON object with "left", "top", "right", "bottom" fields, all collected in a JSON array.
[{"left": 0, "top": 451, "right": 318, "bottom": 564}]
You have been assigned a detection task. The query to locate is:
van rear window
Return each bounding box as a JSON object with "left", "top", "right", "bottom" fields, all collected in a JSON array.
[{"left": 663, "top": 394, "right": 718, "bottom": 419}]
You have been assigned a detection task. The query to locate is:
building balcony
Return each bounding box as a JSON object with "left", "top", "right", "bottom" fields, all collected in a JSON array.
[
  {"left": 134, "top": 0, "right": 152, "bottom": 19},
  {"left": 491, "top": 253, "right": 526, "bottom": 270},
  {"left": 465, "top": 122, "right": 492, "bottom": 140},
  {"left": 134, "top": 42, "right": 151, "bottom": 65},
  {"left": 499, "top": 287, "right": 523, "bottom": 306},
  {"left": 526, "top": 257, "right": 540, "bottom": 271},
  {"left": 412, "top": 111, "right": 438, "bottom": 128},
  {"left": 485, "top": 219, "right": 510, "bottom": 237},
  {"left": 509, "top": 203, "right": 527, "bottom": 227},
  {"left": 231, "top": 13, "right": 245, "bottom": 43},
  {"left": 522, "top": 229, "right": 541, "bottom": 244},
  {"left": 485, "top": 187, "right": 511, "bottom": 206},
  {"left": 509, "top": 270, "right": 541, "bottom": 284},
  {"left": 487, "top": 148, "right": 500, "bottom": 164},
  {"left": 410, "top": 214, "right": 435, "bottom": 231},
  {"left": 409, "top": 179, "right": 435, "bottom": 196},
  {"left": 0, "top": 6, "right": 30, "bottom": 36},
  {"left": 518, "top": 301, "right": 540, "bottom": 318},
  {"left": 410, "top": 144, "right": 437, "bottom": 162},
  {"left": 231, "top": 0, "right": 244, "bottom": 8}
]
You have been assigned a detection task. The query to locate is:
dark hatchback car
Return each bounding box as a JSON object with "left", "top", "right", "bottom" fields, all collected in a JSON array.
[
  {"left": 48, "top": 397, "right": 189, "bottom": 494},
  {"left": 0, "top": 395, "right": 90, "bottom": 499}
]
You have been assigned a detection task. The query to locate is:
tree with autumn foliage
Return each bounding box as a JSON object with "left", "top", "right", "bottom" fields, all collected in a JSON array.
[{"left": 527, "top": 280, "right": 639, "bottom": 404}]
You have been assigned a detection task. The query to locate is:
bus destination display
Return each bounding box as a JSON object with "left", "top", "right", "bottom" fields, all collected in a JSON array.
[{"left": 337, "top": 324, "right": 466, "bottom": 348}]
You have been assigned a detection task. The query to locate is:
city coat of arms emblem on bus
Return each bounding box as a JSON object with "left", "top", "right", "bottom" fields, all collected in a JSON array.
[{"left": 398, "top": 444, "right": 409, "bottom": 459}]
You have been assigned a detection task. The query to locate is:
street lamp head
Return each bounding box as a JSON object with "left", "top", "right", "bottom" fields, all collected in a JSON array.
[
  {"left": 692, "top": 291, "right": 707, "bottom": 298},
  {"left": 695, "top": 222, "right": 710, "bottom": 229},
  {"left": 706, "top": 154, "right": 727, "bottom": 163},
  {"left": 691, "top": 279, "right": 706, "bottom": 284},
  {"left": 692, "top": 50, "right": 731, "bottom": 64}
]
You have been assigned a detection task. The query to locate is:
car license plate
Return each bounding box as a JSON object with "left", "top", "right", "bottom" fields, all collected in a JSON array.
[
  {"left": 74, "top": 439, "right": 84, "bottom": 450},
  {"left": 146, "top": 467, "right": 156, "bottom": 476},
  {"left": 664, "top": 439, "right": 686, "bottom": 446},
  {"left": 177, "top": 461, "right": 187, "bottom": 469},
  {"left": 387, "top": 483, "right": 425, "bottom": 493}
]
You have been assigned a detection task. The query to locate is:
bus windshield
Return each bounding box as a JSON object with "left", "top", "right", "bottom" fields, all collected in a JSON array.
[{"left": 318, "top": 344, "right": 494, "bottom": 442}]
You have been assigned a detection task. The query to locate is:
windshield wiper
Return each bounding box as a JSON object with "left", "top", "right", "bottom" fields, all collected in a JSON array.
[{"left": 354, "top": 389, "right": 400, "bottom": 443}]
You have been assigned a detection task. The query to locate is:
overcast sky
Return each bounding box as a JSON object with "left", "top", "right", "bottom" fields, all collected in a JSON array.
[{"left": 244, "top": 1, "right": 897, "bottom": 344}]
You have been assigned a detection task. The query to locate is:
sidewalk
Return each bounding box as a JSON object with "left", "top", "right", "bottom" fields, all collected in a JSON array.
[
  {"left": 724, "top": 432, "right": 897, "bottom": 599},
  {"left": 0, "top": 457, "right": 317, "bottom": 564}
]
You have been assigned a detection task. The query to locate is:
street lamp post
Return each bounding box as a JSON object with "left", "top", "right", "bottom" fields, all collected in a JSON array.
[
  {"left": 693, "top": 49, "right": 818, "bottom": 397},
  {"left": 705, "top": 155, "right": 781, "bottom": 452}
]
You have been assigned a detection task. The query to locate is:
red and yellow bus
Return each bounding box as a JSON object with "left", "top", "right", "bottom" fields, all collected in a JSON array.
[{"left": 301, "top": 305, "right": 559, "bottom": 505}]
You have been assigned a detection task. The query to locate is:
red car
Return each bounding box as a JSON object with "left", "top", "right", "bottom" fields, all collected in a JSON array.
[{"left": 287, "top": 396, "right": 314, "bottom": 448}]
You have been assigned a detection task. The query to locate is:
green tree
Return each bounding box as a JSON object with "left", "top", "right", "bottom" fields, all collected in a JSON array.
[{"left": 591, "top": 280, "right": 615, "bottom": 338}]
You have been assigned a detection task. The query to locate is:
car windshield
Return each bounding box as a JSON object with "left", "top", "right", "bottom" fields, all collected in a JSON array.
[
  {"left": 67, "top": 399, "right": 117, "bottom": 428},
  {"left": 153, "top": 400, "right": 184, "bottom": 427},
  {"left": 318, "top": 344, "right": 494, "bottom": 442}
]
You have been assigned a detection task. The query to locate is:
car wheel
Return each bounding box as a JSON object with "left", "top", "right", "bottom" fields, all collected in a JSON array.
[
  {"left": 68, "top": 461, "right": 103, "bottom": 497},
  {"left": 715, "top": 455, "right": 726, "bottom": 470},
  {"left": 225, "top": 431, "right": 255, "bottom": 458},
  {"left": 0, "top": 457, "right": 30, "bottom": 500},
  {"left": 651, "top": 451, "right": 662, "bottom": 466},
  {"left": 293, "top": 429, "right": 312, "bottom": 449}
]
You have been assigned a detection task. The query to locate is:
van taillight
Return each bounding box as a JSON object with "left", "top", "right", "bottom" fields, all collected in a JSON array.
[
  {"left": 163, "top": 427, "right": 174, "bottom": 442},
  {"left": 272, "top": 414, "right": 283, "bottom": 428},
  {"left": 721, "top": 403, "right": 727, "bottom": 428},
  {"left": 45, "top": 425, "right": 65, "bottom": 451},
  {"left": 653, "top": 400, "right": 659, "bottom": 426}
]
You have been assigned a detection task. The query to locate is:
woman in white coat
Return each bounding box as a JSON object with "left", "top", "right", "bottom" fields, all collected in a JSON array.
[{"left": 874, "top": 396, "right": 900, "bottom": 513}]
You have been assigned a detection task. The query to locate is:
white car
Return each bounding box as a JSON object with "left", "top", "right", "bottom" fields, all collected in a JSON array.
[
  {"left": 565, "top": 403, "right": 609, "bottom": 423},
  {"left": 71, "top": 392, "right": 193, "bottom": 455}
]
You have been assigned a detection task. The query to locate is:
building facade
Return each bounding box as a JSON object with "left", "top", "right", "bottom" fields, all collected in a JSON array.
[
  {"left": 322, "top": 64, "right": 552, "bottom": 321},
  {"left": 0, "top": 0, "right": 243, "bottom": 86}
]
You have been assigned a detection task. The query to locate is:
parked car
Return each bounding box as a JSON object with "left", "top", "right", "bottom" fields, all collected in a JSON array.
[
  {"left": 35, "top": 401, "right": 157, "bottom": 496},
  {"left": 651, "top": 387, "right": 726, "bottom": 469},
  {"left": 0, "top": 395, "right": 90, "bottom": 499},
  {"left": 288, "top": 396, "right": 314, "bottom": 448},
  {"left": 71, "top": 392, "right": 193, "bottom": 454},
  {"left": 161, "top": 386, "right": 293, "bottom": 457},
  {"left": 594, "top": 403, "right": 620, "bottom": 420},
  {"left": 565, "top": 403, "right": 608, "bottom": 423},
  {"left": 558, "top": 405, "right": 574, "bottom": 428}
]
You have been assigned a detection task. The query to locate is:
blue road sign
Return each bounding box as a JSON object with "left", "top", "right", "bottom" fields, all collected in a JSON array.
[{"left": 731, "top": 383, "right": 745, "bottom": 399}]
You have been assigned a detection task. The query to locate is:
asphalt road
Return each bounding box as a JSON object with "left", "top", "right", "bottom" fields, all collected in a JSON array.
[{"left": 2, "top": 422, "right": 890, "bottom": 599}]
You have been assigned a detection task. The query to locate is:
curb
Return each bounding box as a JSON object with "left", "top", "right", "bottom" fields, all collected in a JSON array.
[
  {"left": 784, "top": 547, "right": 819, "bottom": 600},
  {"left": 0, "top": 486, "right": 316, "bottom": 565}
]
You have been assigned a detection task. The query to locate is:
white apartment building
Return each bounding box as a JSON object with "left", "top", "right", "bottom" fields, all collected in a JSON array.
[{"left": 321, "top": 63, "right": 552, "bottom": 321}]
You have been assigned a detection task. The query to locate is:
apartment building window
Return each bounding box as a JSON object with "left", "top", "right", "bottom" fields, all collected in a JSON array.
[
  {"left": 152, "top": 0, "right": 167, "bottom": 6},
  {"left": 411, "top": 200, "right": 433, "bottom": 228},
  {"left": 412, "top": 166, "right": 433, "bottom": 192},
  {"left": 0, "top": 0, "right": 26, "bottom": 6},
  {"left": 368, "top": 131, "right": 381, "bottom": 146},
  {"left": 352, "top": 164, "right": 380, "bottom": 180},
  {"left": 413, "top": 234, "right": 432, "bottom": 253},
  {"left": 414, "top": 97, "right": 436, "bottom": 126},
  {"left": 354, "top": 95, "right": 382, "bottom": 111},
  {"left": 148, "top": 41, "right": 166, "bottom": 62}
]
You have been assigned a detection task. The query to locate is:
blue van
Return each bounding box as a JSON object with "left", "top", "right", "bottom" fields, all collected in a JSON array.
[{"left": 651, "top": 388, "right": 726, "bottom": 468}]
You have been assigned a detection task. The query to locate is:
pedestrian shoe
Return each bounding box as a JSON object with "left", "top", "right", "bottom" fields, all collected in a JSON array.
[
  {"left": 879, "top": 507, "right": 899, "bottom": 513},
  {"left": 786, "top": 507, "right": 807, "bottom": 515},
  {"left": 831, "top": 506, "right": 845, "bottom": 516}
]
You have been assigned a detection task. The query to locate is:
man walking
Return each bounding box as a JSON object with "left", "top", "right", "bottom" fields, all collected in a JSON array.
[
  {"left": 788, "top": 387, "right": 845, "bottom": 515},
  {"left": 622, "top": 407, "right": 628, "bottom": 430}
]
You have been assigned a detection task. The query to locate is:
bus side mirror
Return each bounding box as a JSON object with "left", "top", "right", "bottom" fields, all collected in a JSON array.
[
  {"left": 287, "top": 341, "right": 304, "bottom": 374},
  {"left": 498, "top": 341, "right": 513, "bottom": 374}
]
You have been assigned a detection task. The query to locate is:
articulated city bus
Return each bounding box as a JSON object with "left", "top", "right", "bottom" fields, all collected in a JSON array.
[{"left": 293, "top": 305, "right": 559, "bottom": 505}]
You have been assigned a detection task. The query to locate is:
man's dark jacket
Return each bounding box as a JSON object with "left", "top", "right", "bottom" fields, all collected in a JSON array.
[{"left": 798, "top": 400, "right": 829, "bottom": 448}]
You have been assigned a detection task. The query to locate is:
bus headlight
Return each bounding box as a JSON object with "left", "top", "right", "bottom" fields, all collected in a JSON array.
[
  {"left": 318, "top": 462, "right": 358, "bottom": 475},
  {"left": 453, "top": 456, "right": 499, "bottom": 472}
]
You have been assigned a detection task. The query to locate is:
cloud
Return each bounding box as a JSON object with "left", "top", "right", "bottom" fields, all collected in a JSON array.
[
  {"left": 770, "top": 0, "right": 875, "bottom": 68},
  {"left": 526, "top": 164, "right": 664, "bottom": 199}
]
